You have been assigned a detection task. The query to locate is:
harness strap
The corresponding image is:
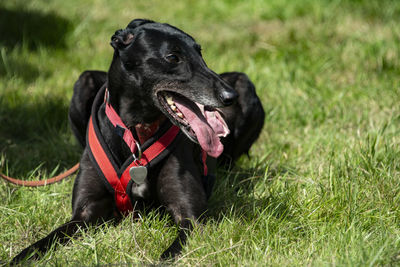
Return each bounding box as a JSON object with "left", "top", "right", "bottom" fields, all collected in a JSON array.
[
  {"left": 119, "top": 125, "right": 180, "bottom": 195},
  {"left": 88, "top": 86, "right": 209, "bottom": 214},
  {"left": 88, "top": 116, "right": 133, "bottom": 211},
  {"left": 105, "top": 95, "right": 138, "bottom": 154},
  {"left": 88, "top": 115, "right": 180, "bottom": 213},
  {"left": 202, "top": 150, "right": 208, "bottom": 176}
]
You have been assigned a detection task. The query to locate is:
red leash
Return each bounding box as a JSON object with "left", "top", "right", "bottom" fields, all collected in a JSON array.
[{"left": 0, "top": 163, "right": 79, "bottom": 187}]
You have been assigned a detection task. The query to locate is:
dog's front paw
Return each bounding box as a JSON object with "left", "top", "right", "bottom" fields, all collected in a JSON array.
[
  {"left": 9, "top": 247, "right": 40, "bottom": 266},
  {"left": 160, "top": 242, "right": 182, "bottom": 261}
]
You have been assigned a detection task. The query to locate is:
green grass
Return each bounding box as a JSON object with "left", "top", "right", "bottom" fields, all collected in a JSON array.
[{"left": 1, "top": 0, "right": 400, "bottom": 265}]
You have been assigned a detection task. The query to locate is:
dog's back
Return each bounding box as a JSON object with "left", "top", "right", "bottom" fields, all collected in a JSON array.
[
  {"left": 219, "top": 72, "right": 265, "bottom": 165},
  {"left": 69, "top": 70, "right": 107, "bottom": 147}
]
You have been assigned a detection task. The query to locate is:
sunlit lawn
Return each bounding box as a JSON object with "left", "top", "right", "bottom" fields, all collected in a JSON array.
[{"left": 1, "top": 0, "right": 400, "bottom": 265}]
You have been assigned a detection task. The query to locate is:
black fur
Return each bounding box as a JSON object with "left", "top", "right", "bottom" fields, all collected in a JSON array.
[{"left": 10, "top": 19, "right": 264, "bottom": 264}]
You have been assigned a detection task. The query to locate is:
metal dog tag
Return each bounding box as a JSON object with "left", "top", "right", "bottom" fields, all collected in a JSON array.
[{"left": 129, "top": 166, "right": 148, "bottom": 185}]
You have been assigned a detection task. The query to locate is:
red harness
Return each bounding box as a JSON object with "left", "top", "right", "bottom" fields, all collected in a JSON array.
[{"left": 87, "top": 87, "right": 208, "bottom": 213}]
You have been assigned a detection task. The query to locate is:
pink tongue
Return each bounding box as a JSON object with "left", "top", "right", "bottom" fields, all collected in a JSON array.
[{"left": 174, "top": 101, "right": 226, "bottom": 158}]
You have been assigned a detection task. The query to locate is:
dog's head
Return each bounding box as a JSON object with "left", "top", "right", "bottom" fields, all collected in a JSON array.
[{"left": 108, "top": 19, "right": 238, "bottom": 157}]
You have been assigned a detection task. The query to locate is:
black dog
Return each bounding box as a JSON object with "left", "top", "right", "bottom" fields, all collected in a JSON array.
[{"left": 11, "top": 19, "right": 264, "bottom": 264}]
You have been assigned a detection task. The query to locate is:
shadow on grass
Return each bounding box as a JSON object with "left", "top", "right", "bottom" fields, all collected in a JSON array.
[
  {"left": 0, "top": 6, "right": 72, "bottom": 50},
  {"left": 0, "top": 56, "right": 45, "bottom": 83},
  {"left": 0, "top": 91, "right": 81, "bottom": 178},
  {"left": 0, "top": 5, "right": 72, "bottom": 82}
]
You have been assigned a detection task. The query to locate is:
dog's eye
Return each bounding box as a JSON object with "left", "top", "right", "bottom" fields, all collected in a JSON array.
[{"left": 165, "top": 54, "right": 180, "bottom": 64}]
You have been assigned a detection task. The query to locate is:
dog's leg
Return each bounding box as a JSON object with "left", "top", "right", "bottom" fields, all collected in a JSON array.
[
  {"left": 10, "top": 220, "right": 87, "bottom": 264},
  {"left": 157, "top": 146, "right": 208, "bottom": 260},
  {"left": 10, "top": 152, "right": 116, "bottom": 264},
  {"left": 160, "top": 218, "right": 195, "bottom": 260}
]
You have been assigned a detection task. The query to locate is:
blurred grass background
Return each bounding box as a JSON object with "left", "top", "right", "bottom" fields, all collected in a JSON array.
[{"left": 1, "top": 0, "right": 400, "bottom": 265}]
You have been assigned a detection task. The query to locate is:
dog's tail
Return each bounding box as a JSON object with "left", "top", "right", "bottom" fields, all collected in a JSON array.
[{"left": 0, "top": 163, "right": 79, "bottom": 187}]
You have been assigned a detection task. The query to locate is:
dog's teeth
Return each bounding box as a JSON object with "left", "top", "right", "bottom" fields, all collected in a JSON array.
[
  {"left": 171, "top": 105, "right": 177, "bottom": 111},
  {"left": 166, "top": 96, "right": 174, "bottom": 105},
  {"left": 177, "top": 112, "right": 184, "bottom": 118}
]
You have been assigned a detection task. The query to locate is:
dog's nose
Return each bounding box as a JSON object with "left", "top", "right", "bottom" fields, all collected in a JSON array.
[{"left": 219, "top": 89, "right": 238, "bottom": 106}]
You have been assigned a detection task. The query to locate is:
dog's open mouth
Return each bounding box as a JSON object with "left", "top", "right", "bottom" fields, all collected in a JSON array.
[{"left": 157, "top": 91, "right": 229, "bottom": 158}]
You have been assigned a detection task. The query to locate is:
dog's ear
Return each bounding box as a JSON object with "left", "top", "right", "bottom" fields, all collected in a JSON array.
[
  {"left": 110, "top": 29, "right": 134, "bottom": 50},
  {"left": 111, "top": 19, "right": 154, "bottom": 50},
  {"left": 127, "top": 19, "right": 154, "bottom": 30}
]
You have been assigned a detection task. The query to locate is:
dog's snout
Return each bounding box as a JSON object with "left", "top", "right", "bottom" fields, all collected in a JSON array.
[{"left": 219, "top": 89, "right": 238, "bottom": 106}]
